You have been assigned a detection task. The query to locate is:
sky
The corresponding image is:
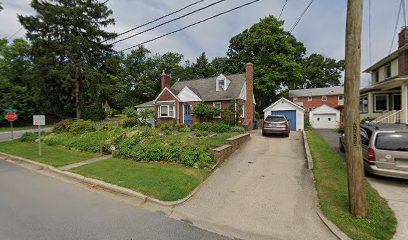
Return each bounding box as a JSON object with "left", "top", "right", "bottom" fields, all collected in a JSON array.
[{"left": 0, "top": 0, "right": 405, "bottom": 87}]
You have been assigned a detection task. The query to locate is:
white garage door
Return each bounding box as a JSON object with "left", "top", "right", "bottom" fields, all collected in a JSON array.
[{"left": 311, "top": 113, "right": 339, "bottom": 129}]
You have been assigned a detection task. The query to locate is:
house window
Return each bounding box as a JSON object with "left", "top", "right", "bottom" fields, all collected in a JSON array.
[
  {"left": 213, "top": 102, "right": 222, "bottom": 118},
  {"left": 216, "top": 79, "right": 225, "bottom": 91},
  {"left": 338, "top": 95, "right": 344, "bottom": 101},
  {"left": 360, "top": 96, "right": 368, "bottom": 113},
  {"left": 241, "top": 104, "right": 245, "bottom": 118},
  {"left": 159, "top": 105, "right": 175, "bottom": 118},
  {"left": 385, "top": 64, "right": 392, "bottom": 79},
  {"left": 308, "top": 96, "right": 313, "bottom": 101},
  {"left": 374, "top": 94, "right": 388, "bottom": 112},
  {"left": 373, "top": 70, "right": 379, "bottom": 83},
  {"left": 322, "top": 96, "right": 327, "bottom": 101}
]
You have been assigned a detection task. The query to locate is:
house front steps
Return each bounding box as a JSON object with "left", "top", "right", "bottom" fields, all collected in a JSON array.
[{"left": 372, "top": 110, "right": 403, "bottom": 124}]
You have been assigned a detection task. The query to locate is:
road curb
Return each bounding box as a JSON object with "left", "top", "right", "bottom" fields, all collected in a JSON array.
[
  {"left": 302, "top": 130, "right": 313, "bottom": 169},
  {"left": 301, "top": 131, "right": 351, "bottom": 240},
  {"left": 0, "top": 151, "right": 203, "bottom": 207}
]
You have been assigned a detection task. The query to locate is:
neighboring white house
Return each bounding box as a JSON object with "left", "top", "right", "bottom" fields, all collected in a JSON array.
[
  {"left": 263, "top": 98, "right": 305, "bottom": 131},
  {"left": 309, "top": 104, "right": 341, "bottom": 129},
  {"left": 135, "top": 101, "right": 155, "bottom": 127}
]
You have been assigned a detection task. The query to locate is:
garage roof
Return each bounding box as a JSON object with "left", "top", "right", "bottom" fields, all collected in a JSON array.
[{"left": 263, "top": 98, "right": 305, "bottom": 112}]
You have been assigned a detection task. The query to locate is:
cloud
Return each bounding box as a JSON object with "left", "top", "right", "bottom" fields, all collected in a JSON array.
[{"left": 1, "top": 0, "right": 405, "bottom": 88}]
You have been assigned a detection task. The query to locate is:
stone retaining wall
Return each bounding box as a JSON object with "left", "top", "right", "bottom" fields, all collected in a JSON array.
[{"left": 212, "top": 133, "right": 250, "bottom": 164}]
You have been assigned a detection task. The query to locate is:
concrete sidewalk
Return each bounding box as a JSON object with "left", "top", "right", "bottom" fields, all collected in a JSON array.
[{"left": 172, "top": 130, "right": 335, "bottom": 240}]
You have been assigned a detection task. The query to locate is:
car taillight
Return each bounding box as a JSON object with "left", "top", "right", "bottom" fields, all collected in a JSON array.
[{"left": 367, "top": 148, "right": 375, "bottom": 162}]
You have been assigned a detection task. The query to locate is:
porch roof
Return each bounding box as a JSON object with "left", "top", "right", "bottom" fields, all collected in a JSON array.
[{"left": 360, "top": 77, "right": 408, "bottom": 94}]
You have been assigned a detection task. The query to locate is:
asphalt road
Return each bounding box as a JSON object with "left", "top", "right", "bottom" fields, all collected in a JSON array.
[
  {"left": 317, "top": 129, "right": 408, "bottom": 240},
  {"left": 0, "top": 160, "right": 228, "bottom": 240},
  {"left": 0, "top": 128, "right": 52, "bottom": 142}
]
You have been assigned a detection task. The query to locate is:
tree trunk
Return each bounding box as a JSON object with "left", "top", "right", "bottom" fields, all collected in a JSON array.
[
  {"left": 75, "top": 68, "right": 81, "bottom": 119},
  {"left": 344, "top": 0, "right": 367, "bottom": 218}
]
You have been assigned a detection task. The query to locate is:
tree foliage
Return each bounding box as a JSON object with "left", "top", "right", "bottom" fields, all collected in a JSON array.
[{"left": 18, "top": 0, "right": 117, "bottom": 119}]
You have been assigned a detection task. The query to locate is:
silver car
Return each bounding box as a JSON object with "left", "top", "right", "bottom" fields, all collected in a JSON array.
[
  {"left": 340, "top": 123, "right": 408, "bottom": 179},
  {"left": 262, "top": 115, "right": 290, "bottom": 137}
]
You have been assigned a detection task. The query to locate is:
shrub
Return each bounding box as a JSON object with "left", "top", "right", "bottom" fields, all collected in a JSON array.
[
  {"left": 53, "top": 119, "right": 75, "bottom": 133},
  {"left": 179, "top": 127, "right": 191, "bottom": 133},
  {"left": 19, "top": 132, "right": 38, "bottom": 142},
  {"left": 122, "top": 107, "right": 138, "bottom": 118},
  {"left": 180, "top": 146, "right": 211, "bottom": 166},
  {"left": 81, "top": 105, "right": 108, "bottom": 121},
  {"left": 191, "top": 122, "right": 230, "bottom": 133},
  {"left": 162, "top": 145, "right": 182, "bottom": 162},
  {"left": 160, "top": 123, "right": 174, "bottom": 131},
  {"left": 304, "top": 117, "right": 312, "bottom": 130},
  {"left": 194, "top": 131, "right": 210, "bottom": 137},
  {"left": 108, "top": 108, "right": 119, "bottom": 118},
  {"left": 229, "top": 126, "right": 245, "bottom": 133},
  {"left": 175, "top": 123, "right": 187, "bottom": 130},
  {"left": 68, "top": 120, "right": 95, "bottom": 134},
  {"left": 99, "top": 122, "right": 116, "bottom": 131},
  {"left": 220, "top": 120, "right": 236, "bottom": 126},
  {"left": 120, "top": 117, "right": 141, "bottom": 128},
  {"left": 115, "top": 135, "right": 142, "bottom": 158}
]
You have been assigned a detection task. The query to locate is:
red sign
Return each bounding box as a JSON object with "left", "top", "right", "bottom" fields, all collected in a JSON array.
[{"left": 5, "top": 112, "right": 18, "bottom": 122}]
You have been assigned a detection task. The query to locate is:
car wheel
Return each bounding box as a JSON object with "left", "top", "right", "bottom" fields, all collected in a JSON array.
[
  {"left": 339, "top": 141, "right": 345, "bottom": 152},
  {"left": 284, "top": 133, "right": 289, "bottom": 137}
]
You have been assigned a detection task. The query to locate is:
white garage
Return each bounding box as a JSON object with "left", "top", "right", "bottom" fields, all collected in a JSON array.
[
  {"left": 309, "top": 105, "right": 340, "bottom": 129},
  {"left": 263, "top": 98, "right": 305, "bottom": 131}
]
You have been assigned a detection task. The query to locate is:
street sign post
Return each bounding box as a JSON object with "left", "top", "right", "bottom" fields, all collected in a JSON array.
[
  {"left": 33, "top": 115, "right": 46, "bottom": 157},
  {"left": 5, "top": 112, "right": 18, "bottom": 140}
]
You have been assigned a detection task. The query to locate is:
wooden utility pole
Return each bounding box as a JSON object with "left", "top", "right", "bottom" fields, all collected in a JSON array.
[{"left": 344, "top": 0, "right": 368, "bottom": 218}]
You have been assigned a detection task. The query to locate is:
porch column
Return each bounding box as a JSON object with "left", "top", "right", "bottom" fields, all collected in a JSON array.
[
  {"left": 367, "top": 92, "right": 374, "bottom": 116},
  {"left": 401, "top": 84, "right": 408, "bottom": 124}
]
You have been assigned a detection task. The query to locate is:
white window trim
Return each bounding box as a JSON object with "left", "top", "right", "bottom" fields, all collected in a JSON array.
[
  {"left": 338, "top": 95, "right": 344, "bottom": 101},
  {"left": 374, "top": 94, "right": 389, "bottom": 112},
  {"left": 159, "top": 104, "right": 175, "bottom": 118},
  {"left": 360, "top": 96, "right": 368, "bottom": 113},
  {"left": 213, "top": 102, "right": 222, "bottom": 118},
  {"left": 308, "top": 96, "right": 313, "bottom": 101},
  {"left": 241, "top": 104, "right": 245, "bottom": 118},
  {"left": 322, "top": 96, "right": 327, "bottom": 101}
]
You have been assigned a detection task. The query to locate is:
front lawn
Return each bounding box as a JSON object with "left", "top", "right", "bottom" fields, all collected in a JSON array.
[
  {"left": 71, "top": 158, "right": 210, "bottom": 201},
  {"left": 307, "top": 130, "right": 396, "bottom": 240},
  {"left": 0, "top": 141, "right": 98, "bottom": 167}
]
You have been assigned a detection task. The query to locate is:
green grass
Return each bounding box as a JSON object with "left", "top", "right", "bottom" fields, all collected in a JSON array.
[
  {"left": 0, "top": 125, "right": 53, "bottom": 132},
  {"left": 71, "top": 158, "right": 210, "bottom": 201},
  {"left": 0, "top": 141, "right": 98, "bottom": 167},
  {"left": 307, "top": 130, "right": 396, "bottom": 240}
]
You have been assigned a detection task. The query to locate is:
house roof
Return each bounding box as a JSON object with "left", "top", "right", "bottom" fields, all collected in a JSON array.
[
  {"left": 263, "top": 98, "right": 305, "bottom": 112},
  {"left": 288, "top": 86, "right": 344, "bottom": 97},
  {"left": 364, "top": 43, "right": 408, "bottom": 73},
  {"left": 170, "top": 73, "right": 246, "bottom": 101},
  {"left": 310, "top": 104, "right": 340, "bottom": 114},
  {"left": 135, "top": 100, "right": 154, "bottom": 108}
]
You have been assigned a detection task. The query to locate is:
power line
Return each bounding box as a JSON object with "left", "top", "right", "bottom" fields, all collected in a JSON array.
[
  {"left": 278, "top": 0, "right": 288, "bottom": 20},
  {"left": 7, "top": 27, "right": 23, "bottom": 41},
  {"left": 119, "top": 0, "right": 261, "bottom": 52},
  {"left": 289, "top": 0, "right": 314, "bottom": 33},
  {"left": 111, "top": 0, "right": 226, "bottom": 45},
  {"left": 106, "top": 0, "right": 206, "bottom": 42},
  {"left": 390, "top": 0, "right": 403, "bottom": 53},
  {"left": 102, "top": 0, "right": 110, "bottom": 4}
]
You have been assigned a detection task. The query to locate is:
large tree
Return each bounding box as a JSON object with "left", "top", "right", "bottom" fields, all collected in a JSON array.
[
  {"left": 226, "top": 15, "right": 306, "bottom": 110},
  {"left": 299, "top": 53, "right": 345, "bottom": 89},
  {"left": 18, "top": 0, "right": 117, "bottom": 119},
  {"left": 0, "top": 38, "right": 37, "bottom": 126}
]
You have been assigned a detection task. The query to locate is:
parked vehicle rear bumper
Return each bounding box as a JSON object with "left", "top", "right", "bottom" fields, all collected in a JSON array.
[
  {"left": 262, "top": 128, "right": 290, "bottom": 134},
  {"left": 364, "top": 162, "right": 408, "bottom": 179}
]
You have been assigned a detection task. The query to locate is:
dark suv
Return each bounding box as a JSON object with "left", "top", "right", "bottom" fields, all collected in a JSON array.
[
  {"left": 340, "top": 123, "right": 408, "bottom": 179},
  {"left": 262, "top": 115, "right": 290, "bottom": 137}
]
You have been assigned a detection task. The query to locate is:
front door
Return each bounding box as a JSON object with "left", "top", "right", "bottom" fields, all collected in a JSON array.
[
  {"left": 393, "top": 94, "right": 401, "bottom": 110},
  {"left": 184, "top": 104, "right": 191, "bottom": 125}
]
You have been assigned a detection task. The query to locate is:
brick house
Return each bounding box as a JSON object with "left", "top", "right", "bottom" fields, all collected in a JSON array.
[{"left": 136, "top": 63, "right": 256, "bottom": 130}]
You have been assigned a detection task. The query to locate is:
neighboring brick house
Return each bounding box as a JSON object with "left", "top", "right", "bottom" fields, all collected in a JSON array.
[
  {"left": 136, "top": 63, "right": 256, "bottom": 130},
  {"left": 288, "top": 86, "right": 344, "bottom": 113}
]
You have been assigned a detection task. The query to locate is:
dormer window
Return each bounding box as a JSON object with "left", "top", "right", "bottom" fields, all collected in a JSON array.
[{"left": 216, "top": 74, "right": 230, "bottom": 91}]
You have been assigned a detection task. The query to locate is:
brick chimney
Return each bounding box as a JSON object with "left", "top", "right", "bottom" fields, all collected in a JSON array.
[
  {"left": 245, "top": 63, "right": 254, "bottom": 130},
  {"left": 398, "top": 27, "right": 408, "bottom": 76},
  {"left": 161, "top": 70, "right": 171, "bottom": 91}
]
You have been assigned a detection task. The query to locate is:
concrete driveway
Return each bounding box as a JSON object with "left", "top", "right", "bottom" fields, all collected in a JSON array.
[
  {"left": 317, "top": 129, "right": 408, "bottom": 240},
  {"left": 172, "top": 130, "right": 335, "bottom": 240}
]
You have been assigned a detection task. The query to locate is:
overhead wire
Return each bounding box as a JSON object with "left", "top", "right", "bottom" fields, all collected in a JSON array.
[
  {"left": 119, "top": 0, "right": 261, "bottom": 52},
  {"left": 111, "top": 0, "right": 226, "bottom": 44},
  {"left": 278, "top": 0, "right": 288, "bottom": 20},
  {"left": 389, "top": 0, "right": 403, "bottom": 53},
  {"left": 6, "top": 26, "right": 23, "bottom": 41},
  {"left": 105, "top": 0, "right": 206, "bottom": 42},
  {"left": 289, "top": 0, "right": 314, "bottom": 33}
]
